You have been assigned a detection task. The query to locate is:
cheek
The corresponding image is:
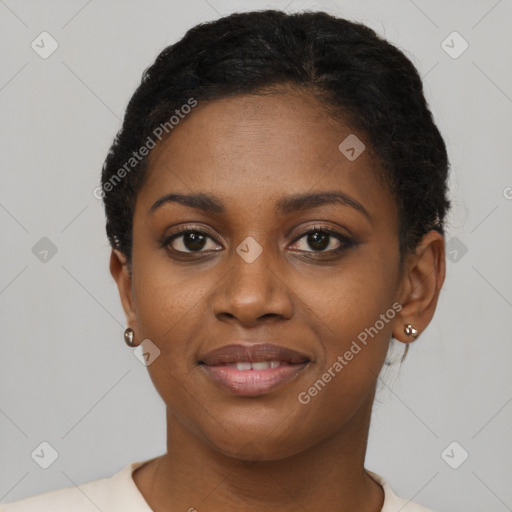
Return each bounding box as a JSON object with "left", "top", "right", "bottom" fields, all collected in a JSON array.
[
  {"left": 130, "top": 267, "right": 208, "bottom": 422},
  {"left": 293, "top": 291, "right": 395, "bottom": 436},
  {"left": 295, "top": 249, "right": 398, "bottom": 395},
  {"left": 305, "top": 242, "right": 398, "bottom": 333},
  {"left": 130, "top": 258, "right": 215, "bottom": 379},
  {"left": 132, "top": 243, "right": 206, "bottom": 324}
]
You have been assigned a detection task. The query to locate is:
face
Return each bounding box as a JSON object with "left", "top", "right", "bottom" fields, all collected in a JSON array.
[{"left": 115, "top": 87, "right": 410, "bottom": 461}]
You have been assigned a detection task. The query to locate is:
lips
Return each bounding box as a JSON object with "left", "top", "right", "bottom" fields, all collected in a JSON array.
[
  {"left": 199, "top": 343, "right": 311, "bottom": 396},
  {"left": 200, "top": 343, "right": 310, "bottom": 366}
]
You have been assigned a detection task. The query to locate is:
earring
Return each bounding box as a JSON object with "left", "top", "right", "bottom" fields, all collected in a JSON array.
[
  {"left": 404, "top": 323, "right": 418, "bottom": 337},
  {"left": 124, "top": 327, "right": 136, "bottom": 347},
  {"left": 400, "top": 324, "right": 417, "bottom": 363}
]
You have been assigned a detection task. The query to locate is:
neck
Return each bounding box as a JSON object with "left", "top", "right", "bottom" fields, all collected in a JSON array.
[{"left": 135, "top": 391, "right": 384, "bottom": 512}]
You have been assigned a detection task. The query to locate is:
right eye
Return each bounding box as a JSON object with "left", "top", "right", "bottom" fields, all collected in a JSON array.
[{"left": 163, "top": 229, "right": 223, "bottom": 254}]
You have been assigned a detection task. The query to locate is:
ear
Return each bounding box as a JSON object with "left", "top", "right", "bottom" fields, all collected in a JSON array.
[
  {"left": 393, "top": 230, "right": 446, "bottom": 343},
  {"left": 109, "top": 249, "right": 137, "bottom": 329}
]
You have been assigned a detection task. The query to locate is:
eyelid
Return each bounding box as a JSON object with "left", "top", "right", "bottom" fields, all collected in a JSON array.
[
  {"left": 290, "top": 224, "right": 353, "bottom": 243},
  {"left": 165, "top": 224, "right": 217, "bottom": 239}
]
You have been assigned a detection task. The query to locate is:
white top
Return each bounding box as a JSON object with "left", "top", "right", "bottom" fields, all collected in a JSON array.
[{"left": 0, "top": 459, "right": 435, "bottom": 511}]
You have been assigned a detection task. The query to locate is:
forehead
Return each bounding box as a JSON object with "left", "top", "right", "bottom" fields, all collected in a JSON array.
[{"left": 137, "top": 89, "right": 394, "bottom": 221}]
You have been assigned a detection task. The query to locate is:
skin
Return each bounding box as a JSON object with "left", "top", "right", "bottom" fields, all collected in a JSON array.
[{"left": 110, "top": 86, "right": 446, "bottom": 512}]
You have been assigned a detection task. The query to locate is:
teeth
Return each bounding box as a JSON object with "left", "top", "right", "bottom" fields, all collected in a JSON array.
[
  {"left": 232, "top": 360, "right": 282, "bottom": 370},
  {"left": 252, "top": 361, "right": 270, "bottom": 370}
]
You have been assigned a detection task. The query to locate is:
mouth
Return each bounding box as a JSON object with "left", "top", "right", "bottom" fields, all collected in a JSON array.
[{"left": 198, "top": 343, "right": 311, "bottom": 397}]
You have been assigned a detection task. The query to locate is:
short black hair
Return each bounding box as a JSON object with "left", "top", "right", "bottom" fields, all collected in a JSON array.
[{"left": 100, "top": 9, "right": 450, "bottom": 268}]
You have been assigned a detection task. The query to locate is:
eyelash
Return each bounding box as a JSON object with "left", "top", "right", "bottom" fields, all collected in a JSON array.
[{"left": 161, "top": 224, "right": 356, "bottom": 259}]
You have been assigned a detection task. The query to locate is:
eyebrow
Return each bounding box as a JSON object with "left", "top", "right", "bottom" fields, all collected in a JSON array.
[{"left": 148, "top": 191, "right": 371, "bottom": 221}]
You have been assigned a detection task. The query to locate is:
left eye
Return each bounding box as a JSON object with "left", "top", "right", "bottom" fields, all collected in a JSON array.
[{"left": 290, "top": 228, "right": 349, "bottom": 253}]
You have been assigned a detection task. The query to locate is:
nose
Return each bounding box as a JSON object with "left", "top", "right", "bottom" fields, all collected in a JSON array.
[{"left": 212, "top": 241, "right": 294, "bottom": 327}]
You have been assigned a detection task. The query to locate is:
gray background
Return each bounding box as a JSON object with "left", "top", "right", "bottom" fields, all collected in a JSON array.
[{"left": 1, "top": 0, "right": 511, "bottom": 511}]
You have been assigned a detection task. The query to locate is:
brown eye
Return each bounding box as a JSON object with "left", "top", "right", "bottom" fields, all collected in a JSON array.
[
  {"left": 166, "top": 230, "right": 221, "bottom": 253},
  {"left": 291, "top": 227, "right": 353, "bottom": 253},
  {"left": 304, "top": 231, "right": 332, "bottom": 251}
]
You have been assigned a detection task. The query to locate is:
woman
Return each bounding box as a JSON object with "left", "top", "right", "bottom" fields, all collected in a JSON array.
[{"left": 1, "top": 9, "right": 449, "bottom": 512}]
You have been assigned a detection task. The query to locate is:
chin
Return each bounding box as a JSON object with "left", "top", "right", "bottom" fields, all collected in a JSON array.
[{"left": 198, "top": 413, "right": 314, "bottom": 463}]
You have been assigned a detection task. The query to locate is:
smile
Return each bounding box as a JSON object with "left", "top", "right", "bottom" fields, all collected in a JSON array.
[{"left": 198, "top": 343, "right": 311, "bottom": 396}]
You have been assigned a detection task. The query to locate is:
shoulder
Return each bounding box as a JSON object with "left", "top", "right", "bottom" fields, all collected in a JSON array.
[
  {"left": 0, "top": 460, "right": 152, "bottom": 512},
  {"left": 367, "top": 470, "right": 436, "bottom": 512},
  {"left": 0, "top": 476, "right": 111, "bottom": 512}
]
